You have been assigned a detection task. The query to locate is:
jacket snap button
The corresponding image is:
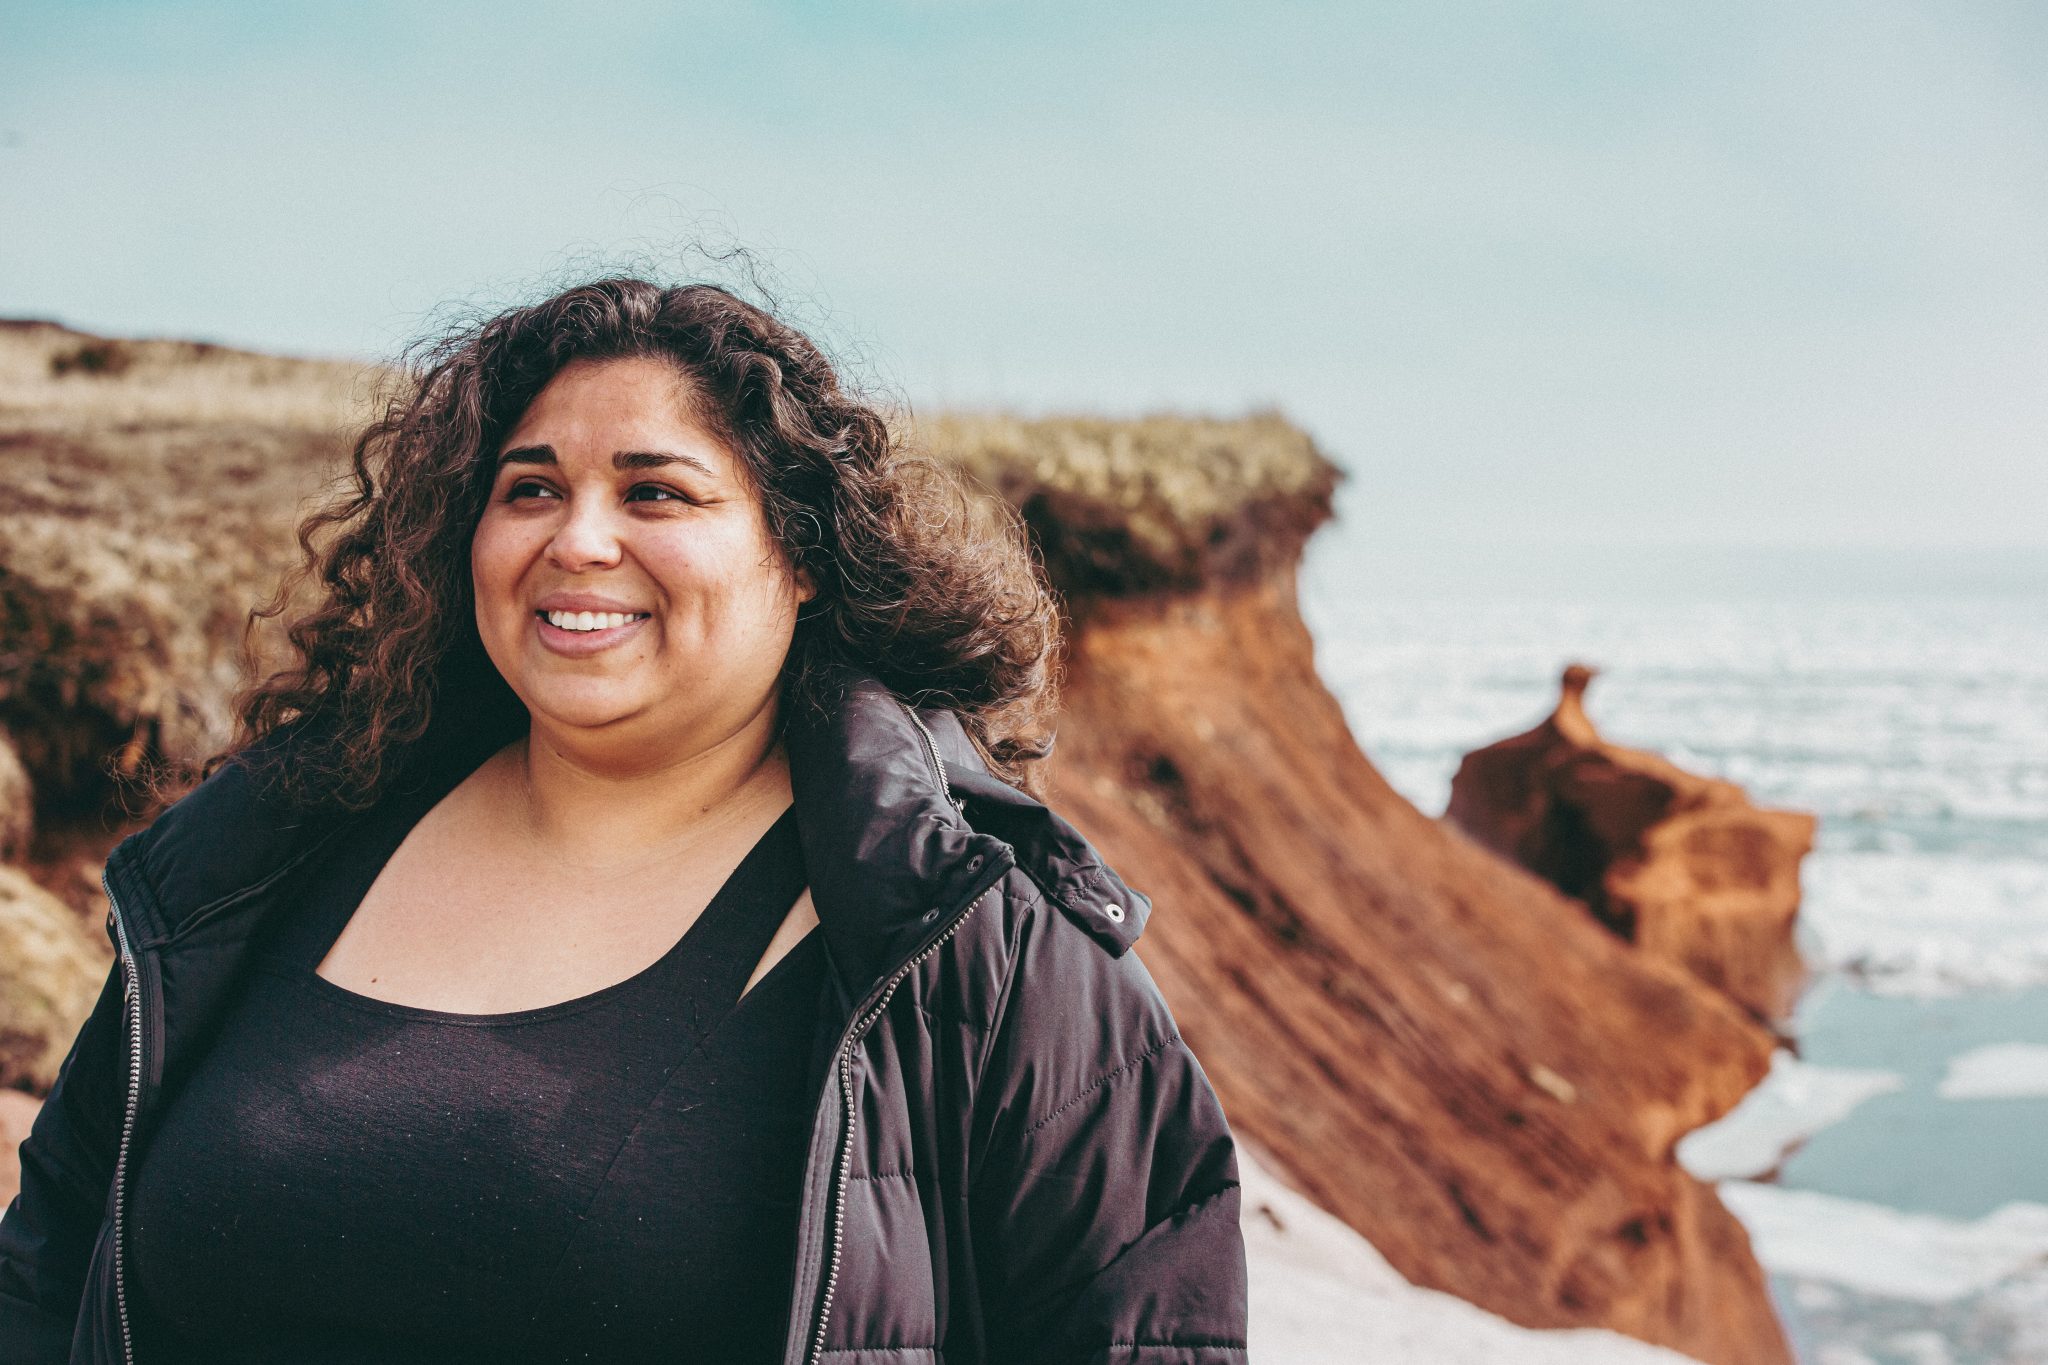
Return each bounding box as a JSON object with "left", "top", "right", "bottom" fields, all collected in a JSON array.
[
  {"left": 1103, "top": 903, "right": 1126, "bottom": 923},
  {"left": 921, "top": 907, "right": 941, "bottom": 924}
]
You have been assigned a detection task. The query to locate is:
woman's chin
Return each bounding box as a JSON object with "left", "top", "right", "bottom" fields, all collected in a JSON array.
[{"left": 518, "top": 686, "right": 655, "bottom": 738}]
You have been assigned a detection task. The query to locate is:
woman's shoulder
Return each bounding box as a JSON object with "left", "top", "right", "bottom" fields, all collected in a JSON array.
[
  {"left": 112, "top": 722, "right": 343, "bottom": 937},
  {"left": 117, "top": 716, "right": 481, "bottom": 942},
  {"left": 946, "top": 768, "right": 1152, "bottom": 953},
  {"left": 958, "top": 841, "right": 1233, "bottom": 1224},
  {"left": 936, "top": 785, "right": 1182, "bottom": 1072}
]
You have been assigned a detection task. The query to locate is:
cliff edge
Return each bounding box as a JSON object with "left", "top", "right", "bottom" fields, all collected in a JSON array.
[{"left": 912, "top": 409, "right": 1789, "bottom": 1362}]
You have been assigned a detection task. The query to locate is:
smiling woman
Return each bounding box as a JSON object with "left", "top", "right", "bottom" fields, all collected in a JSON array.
[{"left": 0, "top": 276, "right": 1250, "bottom": 1365}]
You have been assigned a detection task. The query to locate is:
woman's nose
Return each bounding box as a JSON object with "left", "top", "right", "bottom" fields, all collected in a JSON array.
[{"left": 543, "top": 494, "right": 626, "bottom": 571}]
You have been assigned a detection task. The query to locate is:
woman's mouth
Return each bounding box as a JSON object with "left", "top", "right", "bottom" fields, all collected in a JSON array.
[{"left": 534, "top": 609, "right": 652, "bottom": 655}]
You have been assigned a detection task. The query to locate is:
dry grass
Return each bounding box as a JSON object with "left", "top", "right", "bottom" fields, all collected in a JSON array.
[
  {"left": 0, "top": 320, "right": 385, "bottom": 431},
  {"left": 0, "top": 865, "right": 108, "bottom": 1093},
  {"left": 911, "top": 409, "right": 1341, "bottom": 594}
]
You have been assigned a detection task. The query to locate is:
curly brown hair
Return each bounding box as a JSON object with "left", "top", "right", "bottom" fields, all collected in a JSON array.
[{"left": 208, "top": 276, "right": 1063, "bottom": 813}]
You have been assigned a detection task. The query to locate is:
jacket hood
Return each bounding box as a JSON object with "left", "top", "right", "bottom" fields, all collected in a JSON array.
[{"left": 106, "top": 665, "right": 1151, "bottom": 995}]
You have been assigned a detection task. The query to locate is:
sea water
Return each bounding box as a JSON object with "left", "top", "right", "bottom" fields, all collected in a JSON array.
[{"left": 1298, "top": 549, "right": 2048, "bottom": 1365}]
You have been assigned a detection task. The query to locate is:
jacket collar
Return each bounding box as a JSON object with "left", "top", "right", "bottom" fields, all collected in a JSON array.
[{"left": 105, "top": 665, "right": 1150, "bottom": 995}]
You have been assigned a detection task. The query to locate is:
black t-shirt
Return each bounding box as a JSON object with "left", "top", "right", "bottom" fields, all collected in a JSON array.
[{"left": 126, "top": 781, "right": 828, "bottom": 1364}]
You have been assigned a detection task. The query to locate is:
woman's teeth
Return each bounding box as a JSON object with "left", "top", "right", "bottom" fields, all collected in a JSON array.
[{"left": 542, "top": 610, "right": 649, "bottom": 632}]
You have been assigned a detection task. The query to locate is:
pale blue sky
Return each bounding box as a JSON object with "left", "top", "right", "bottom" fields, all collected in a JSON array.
[{"left": 3, "top": 1, "right": 2043, "bottom": 591}]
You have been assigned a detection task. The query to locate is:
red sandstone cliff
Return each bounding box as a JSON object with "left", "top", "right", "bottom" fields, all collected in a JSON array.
[
  {"left": 1040, "top": 576, "right": 1787, "bottom": 1365},
  {"left": 939, "top": 406, "right": 1790, "bottom": 1362}
]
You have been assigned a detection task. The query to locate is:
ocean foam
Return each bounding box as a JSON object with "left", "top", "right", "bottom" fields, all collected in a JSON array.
[
  {"left": 1806, "top": 852, "right": 2048, "bottom": 999},
  {"left": 1717, "top": 1182, "right": 2048, "bottom": 1303},
  {"left": 1239, "top": 1144, "right": 1696, "bottom": 1363},
  {"left": 1678, "top": 1051, "right": 1903, "bottom": 1181},
  {"left": 1937, "top": 1043, "right": 2048, "bottom": 1100}
]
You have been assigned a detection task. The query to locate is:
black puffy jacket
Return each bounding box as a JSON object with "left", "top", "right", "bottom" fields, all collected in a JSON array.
[{"left": 0, "top": 670, "right": 1250, "bottom": 1364}]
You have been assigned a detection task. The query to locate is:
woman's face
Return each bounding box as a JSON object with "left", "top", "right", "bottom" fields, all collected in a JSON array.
[{"left": 470, "top": 355, "right": 815, "bottom": 757}]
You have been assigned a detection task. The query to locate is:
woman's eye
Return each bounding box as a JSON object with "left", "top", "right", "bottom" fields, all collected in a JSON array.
[{"left": 500, "top": 481, "right": 691, "bottom": 504}]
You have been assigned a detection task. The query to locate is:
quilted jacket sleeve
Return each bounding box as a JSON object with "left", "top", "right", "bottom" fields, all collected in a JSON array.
[
  {"left": 968, "top": 889, "right": 1249, "bottom": 1365},
  {"left": 0, "top": 957, "right": 128, "bottom": 1363}
]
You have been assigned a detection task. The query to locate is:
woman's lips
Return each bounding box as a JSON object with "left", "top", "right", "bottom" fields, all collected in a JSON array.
[{"left": 533, "top": 611, "right": 650, "bottom": 657}]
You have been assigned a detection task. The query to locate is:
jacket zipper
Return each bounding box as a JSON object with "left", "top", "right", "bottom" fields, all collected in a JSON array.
[
  {"left": 92, "top": 816, "right": 351, "bottom": 1365},
  {"left": 900, "top": 702, "right": 964, "bottom": 817},
  {"left": 799, "top": 700, "right": 977, "bottom": 1364},
  {"left": 100, "top": 867, "right": 142, "bottom": 1365},
  {"left": 802, "top": 871, "right": 1000, "bottom": 1365}
]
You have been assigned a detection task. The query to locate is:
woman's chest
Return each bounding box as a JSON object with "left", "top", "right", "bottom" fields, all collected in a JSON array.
[
  {"left": 312, "top": 822, "right": 725, "bottom": 1012},
  {"left": 311, "top": 788, "right": 813, "bottom": 1016},
  {"left": 128, "top": 936, "right": 831, "bottom": 1361}
]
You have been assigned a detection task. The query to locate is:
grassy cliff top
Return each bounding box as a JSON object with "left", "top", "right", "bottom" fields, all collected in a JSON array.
[{"left": 912, "top": 409, "right": 1341, "bottom": 594}]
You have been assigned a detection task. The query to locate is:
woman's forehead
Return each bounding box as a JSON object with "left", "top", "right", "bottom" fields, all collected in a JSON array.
[{"left": 502, "top": 357, "right": 731, "bottom": 468}]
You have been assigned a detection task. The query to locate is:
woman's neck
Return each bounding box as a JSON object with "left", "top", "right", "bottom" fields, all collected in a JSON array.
[{"left": 491, "top": 705, "right": 794, "bottom": 879}]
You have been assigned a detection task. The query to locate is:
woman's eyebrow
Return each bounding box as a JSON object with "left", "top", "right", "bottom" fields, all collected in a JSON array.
[
  {"left": 495, "top": 444, "right": 717, "bottom": 479},
  {"left": 615, "top": 449, "right": 718, "bottom": 477}
]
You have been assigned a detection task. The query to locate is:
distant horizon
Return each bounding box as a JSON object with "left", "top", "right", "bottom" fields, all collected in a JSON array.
[{"left": 1309, "top": 525, "right": 2048, "bottom": 602}]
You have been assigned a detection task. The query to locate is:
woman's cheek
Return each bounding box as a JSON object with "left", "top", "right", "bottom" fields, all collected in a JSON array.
[{"left": 468, "top": 525, "right": 528, "bottom": 646}]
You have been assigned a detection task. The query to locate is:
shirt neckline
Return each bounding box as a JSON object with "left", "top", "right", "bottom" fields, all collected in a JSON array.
[{"left": 284, "top": 801, "right": 809, "bottom": 1027}]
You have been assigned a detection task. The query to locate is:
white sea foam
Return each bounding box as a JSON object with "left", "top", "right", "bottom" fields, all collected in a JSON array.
[
  {"left": 1938, "top": 1043, "right": 2048, "bottom": 1100},
  {"left": 1805, "top": 851, "right": 2048, "bottom": 998},
  {"left": 1716, "top": 1182, "right": 2048, "bottom": 1303},
  {"left": 1677, "top": 1051, "right": 1903, "bottom": 1181},
  {"left": 1239, "top": 1143, "right": 1694, "bottom": 1363},
  {"left": 1879, "top": 1332, "right": 1958, "bottom": 1365},
  {"left": 1985, "top": 1267, "right": 2048, "bottom": 1361}
]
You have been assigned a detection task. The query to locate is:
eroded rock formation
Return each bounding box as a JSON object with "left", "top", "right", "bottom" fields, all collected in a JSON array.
[{"left": 1446, "top": 664, "right": 1815, "bottom": 1026}]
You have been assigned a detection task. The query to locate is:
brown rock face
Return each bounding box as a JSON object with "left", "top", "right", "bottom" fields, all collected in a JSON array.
[
  {"left": 1044, "top": 576, "right": 1789, "bottom": 1365},
  {"left": 1445, "top": 665, "right": 1815, "bottom": 1026},
  {"left": 0, "top": 730, "right": 31, "bottom": 863},
  {"left": 0, "top": 864, "right": 111, "bottom": 1095},
  {"left": 0, "top": 1090, "right": 42, "bottom": 1208}
]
